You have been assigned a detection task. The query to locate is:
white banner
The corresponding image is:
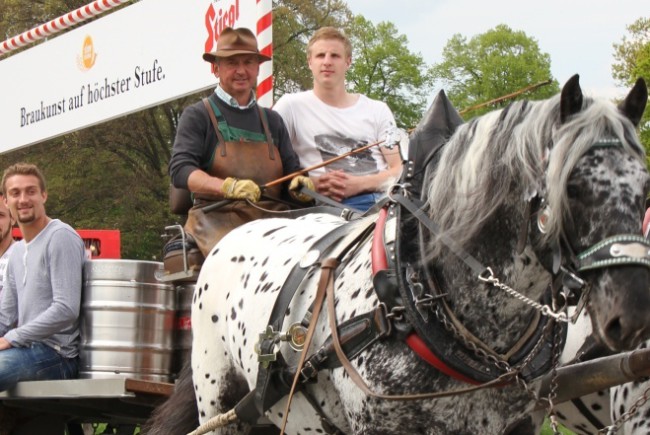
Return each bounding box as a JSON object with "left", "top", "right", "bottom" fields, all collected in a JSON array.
[{"left": 0, "top": 0, "right": 271, "bottom": 154}]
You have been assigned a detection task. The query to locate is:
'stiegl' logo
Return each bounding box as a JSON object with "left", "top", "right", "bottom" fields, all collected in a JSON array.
[{"left": 77, "top": 35, "right": 97, "bottom": 71}]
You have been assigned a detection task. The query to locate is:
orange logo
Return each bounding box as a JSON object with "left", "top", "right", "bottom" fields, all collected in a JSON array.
[{"left": 77, "top": 35, "right": 97, "bottom": 71}]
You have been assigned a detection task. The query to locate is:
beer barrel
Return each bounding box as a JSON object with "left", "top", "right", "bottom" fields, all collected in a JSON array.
[{"left": 79, "top": 260, "right": 175, "bottom": 382}]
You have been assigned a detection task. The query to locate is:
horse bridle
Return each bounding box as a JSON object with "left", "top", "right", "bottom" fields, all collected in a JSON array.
[
  {"left": 528, "top": 137, "right": 650, "bottom": 320},
  {"left": 383, "top": 136, "right": 650, "bottom": 386}
]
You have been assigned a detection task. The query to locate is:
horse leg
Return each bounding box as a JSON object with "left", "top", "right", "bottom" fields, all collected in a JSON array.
[
  {"left": 141, "top": 359, "right": 198, "bottom": 434},
  {"left": 192, "top": 279, "right": 252, "bottom": 435}
]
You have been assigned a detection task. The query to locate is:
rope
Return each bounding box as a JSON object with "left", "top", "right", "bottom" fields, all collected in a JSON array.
[{"left": 186, "top": 409, "right": 238, "bottom": 435}]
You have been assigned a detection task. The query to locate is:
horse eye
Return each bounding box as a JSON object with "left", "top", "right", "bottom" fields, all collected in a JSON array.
[{"left": 567, "top": 185, "right": 579, "bottom": 198}]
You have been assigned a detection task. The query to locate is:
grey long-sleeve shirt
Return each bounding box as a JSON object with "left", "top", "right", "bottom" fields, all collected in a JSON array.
[{"left": 0, "top": 219, "right": 85, "bottom": 358}]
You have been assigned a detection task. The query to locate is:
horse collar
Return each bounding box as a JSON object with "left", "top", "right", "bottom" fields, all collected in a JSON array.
[{"left": 383, "top": 201, "right": 565, "bottom": 384}]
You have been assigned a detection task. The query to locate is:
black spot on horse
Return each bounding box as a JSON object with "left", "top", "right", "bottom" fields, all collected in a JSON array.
[{"left": 263, "top": 226, "right": 286, "bottom": 237}]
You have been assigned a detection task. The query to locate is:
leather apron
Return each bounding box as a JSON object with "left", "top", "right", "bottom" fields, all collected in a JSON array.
[{"left": 185, "top": 98, "right": 286, "bottom": 256}]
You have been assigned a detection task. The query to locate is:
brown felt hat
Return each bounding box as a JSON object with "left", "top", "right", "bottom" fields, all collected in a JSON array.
[{"left": 203, "top": 27, "right": 271, "bottom": 64}]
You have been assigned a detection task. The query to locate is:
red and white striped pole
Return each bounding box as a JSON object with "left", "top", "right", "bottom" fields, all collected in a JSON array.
[
  {"left": 0, "top": 0, "right": 132, "bottom": 57},
  {"left": 256, "top": 0, "right": 273, "bottom": 107}
]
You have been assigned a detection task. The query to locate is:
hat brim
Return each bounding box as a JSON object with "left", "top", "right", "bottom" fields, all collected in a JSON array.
[{"left": 203, "top": 50, "right": 271, "bottom": 64}]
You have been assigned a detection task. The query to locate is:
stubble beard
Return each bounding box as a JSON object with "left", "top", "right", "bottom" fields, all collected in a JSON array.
[{"left": 17, "top": 211, "right": 35, "bottom": 224}]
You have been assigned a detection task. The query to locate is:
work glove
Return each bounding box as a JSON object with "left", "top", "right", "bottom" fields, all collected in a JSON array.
[
  {"left": 221, "top": 177, "right": 261, "bottom": 202},
  {"left": 288, "top": 175, "right": 315, "bottom": 203}
]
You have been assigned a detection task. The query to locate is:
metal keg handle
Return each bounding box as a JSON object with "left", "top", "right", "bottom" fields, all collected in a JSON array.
[{"left": 161, "top": 224, "right": 190, "bottom": 279}]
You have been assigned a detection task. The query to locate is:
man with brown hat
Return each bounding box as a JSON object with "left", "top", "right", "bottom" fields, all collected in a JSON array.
[{"left": 169, "top": 27, "right": 314, "bottom": 257}]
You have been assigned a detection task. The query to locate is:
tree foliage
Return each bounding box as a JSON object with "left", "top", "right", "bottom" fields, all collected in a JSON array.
[
  {"left": 272, "top": 0, "right": 351, "bottom": 96},
  {"left": 430, "top": 24, "right": 559, "bottom": 118},
  {"left": 612, "top": 17, "right": 650, "bottom": 159},
  {"left": 346, "top": 16, "right": 433, "bottom": 129}
]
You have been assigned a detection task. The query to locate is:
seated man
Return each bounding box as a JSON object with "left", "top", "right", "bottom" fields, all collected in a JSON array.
[
  {"left": 169, "top": 27, "right": 312, "bottom": 256},
  {"left": 0, "top": 163, "right": 85, "bottom": 392},
  {"left": 274, "top": 27, "right": 402, "bottom": 212}
]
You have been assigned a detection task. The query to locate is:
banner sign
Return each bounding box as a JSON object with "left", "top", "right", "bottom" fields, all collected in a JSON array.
[{"left": 0, "top": 0, "right": 272, "bottom": 154}]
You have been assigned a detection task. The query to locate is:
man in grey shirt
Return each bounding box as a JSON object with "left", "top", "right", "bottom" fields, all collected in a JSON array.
[{"left": 0, "top": 163, "right": 85, "bottom": 391}]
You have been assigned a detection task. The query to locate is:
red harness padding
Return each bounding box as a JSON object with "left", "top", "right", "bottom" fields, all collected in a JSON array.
[{"left": 371, "top": 206, "right": 480, "bottom": 385}]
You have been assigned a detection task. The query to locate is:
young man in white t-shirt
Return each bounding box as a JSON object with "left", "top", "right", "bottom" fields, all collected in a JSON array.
[{"left": 274, "top": 27, "right": 402, "bottom": 211}]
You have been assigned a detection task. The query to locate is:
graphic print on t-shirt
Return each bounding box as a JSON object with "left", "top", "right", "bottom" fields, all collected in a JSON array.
[{"left": 315, "top": 134, "right": 379, "bottom": 175}]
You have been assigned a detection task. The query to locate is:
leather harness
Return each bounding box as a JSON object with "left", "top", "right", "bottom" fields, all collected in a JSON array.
[{"left": 226, "top": 108, "right": 650, "bottom": 432}]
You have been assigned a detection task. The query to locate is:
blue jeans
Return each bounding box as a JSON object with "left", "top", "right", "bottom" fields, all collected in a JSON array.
[
  {"left": 342, "top": 192, "right": 384, "bottom": 212},
  {"left": 0, "top": 343, "right": 78, "bottom": 392}
]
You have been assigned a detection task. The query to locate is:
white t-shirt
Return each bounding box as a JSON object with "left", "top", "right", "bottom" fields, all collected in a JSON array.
[
  {"left": 274, "top": 90, "right": 396, "bottom": 177},
  {"left": 0, "top": 241, "right": 16, "bottom": 297}
]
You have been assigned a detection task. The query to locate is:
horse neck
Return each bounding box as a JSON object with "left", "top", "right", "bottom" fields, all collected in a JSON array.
[{"left": 434, "top": 194, "right": 552, "bottom": 352}]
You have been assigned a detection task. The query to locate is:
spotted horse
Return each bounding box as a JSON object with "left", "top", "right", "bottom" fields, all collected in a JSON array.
[{"left": 144, "top": 75, "right": 650, "bottom": 435}]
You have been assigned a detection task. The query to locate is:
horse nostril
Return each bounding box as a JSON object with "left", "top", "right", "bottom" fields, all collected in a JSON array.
[{"left": 605, "top": 317, "right": 624, "bottom": 346}]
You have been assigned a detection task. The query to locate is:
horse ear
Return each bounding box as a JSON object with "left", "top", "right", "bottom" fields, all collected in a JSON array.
[
  {"left": 618, "top": 78, "right": 648, "bottom": 127},
  {"left": 560, "top": 74, "right": 583, "bottom": 123}
]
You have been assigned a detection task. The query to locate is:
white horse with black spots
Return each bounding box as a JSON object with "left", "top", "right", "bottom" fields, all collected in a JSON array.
[{"left": 143, "top": 75, "right": 650, "bottom": 435}]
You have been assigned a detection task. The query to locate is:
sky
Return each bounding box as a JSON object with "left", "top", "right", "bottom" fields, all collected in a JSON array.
[{"left": 344, "top": 0, "right": 645, "bottom": 100}]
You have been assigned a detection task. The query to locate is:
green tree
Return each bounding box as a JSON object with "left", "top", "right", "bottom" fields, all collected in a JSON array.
[
  {"left": 346, "top": 16, "right": 433, "bottom": 129},
  {"left": 430, "top": 24, "right": 559, "bottom": 118},
  {"left": 272, "top": 0, "right": 351, "bottom": 97},
  {"left": 612, "top": 17, "right": 650, "bottom": 159}
]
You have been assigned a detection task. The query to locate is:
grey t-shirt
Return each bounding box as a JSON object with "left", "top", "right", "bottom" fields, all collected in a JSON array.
[{"left": 0, "top": 219, "right": 85, "bottom": 358}]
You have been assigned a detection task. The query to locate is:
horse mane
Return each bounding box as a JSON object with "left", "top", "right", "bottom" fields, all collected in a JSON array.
[{"left": 424, "top": 93, "right": 645, "bottom": 257}]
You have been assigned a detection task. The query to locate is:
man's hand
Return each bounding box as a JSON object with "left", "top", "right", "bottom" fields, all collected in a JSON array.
[
  {"left": 221, "top": 178, "right": 261, "bottom": 202},
  {"left": 288, "top": 176, "right": 315, "bottom": 203},
  {"left": 0, "top": 337, "right": 12, "bottom": 350},
  {"left": 314, "top": 170, "right": 368, "bottom": 202}
]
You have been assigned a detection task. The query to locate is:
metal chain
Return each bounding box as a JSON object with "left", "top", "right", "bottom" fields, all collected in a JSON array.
[
  {"left": 433, "top": 305, "right": 512, "bottom": 373},
  {"left": 478, "top": 267, "right": 569, "bottom": 322},
  {"left": 598, "top": 384, "right": 650, "bottom": 434},
  {"left": 432, "top": 301, "right": 562, "bottom": 409},
  {"left": 546, "top": 319, "right": 564, "bottom": 435}
]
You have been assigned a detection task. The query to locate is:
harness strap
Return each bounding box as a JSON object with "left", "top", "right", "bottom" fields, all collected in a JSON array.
[
  {"left": 391, "top": 192, "right": 487, "bottom": 276},
  {"left": 254, "top": 221, "right": 354, "bottom": 415},
  {"left": 325, "top": 254, "right": 517, "bottom": 400},
  {"left": 280, "top": 257, "right": 336, "bottom": 435},
  {"left": 252, "top": 217, "right": 377, "bottom": 425}
]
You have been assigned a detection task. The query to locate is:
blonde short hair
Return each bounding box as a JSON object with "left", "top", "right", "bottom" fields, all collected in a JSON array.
[{"left": 307, "top": 26, "right": 352, "bottom": 59}]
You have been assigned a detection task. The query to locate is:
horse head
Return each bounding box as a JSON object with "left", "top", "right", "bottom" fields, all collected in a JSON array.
[
  {"left": 544, "top": 75, "right": 650, "bottom": 351},
  {"left": 423, "top": 75, "right": 650, "bottom": 361}
]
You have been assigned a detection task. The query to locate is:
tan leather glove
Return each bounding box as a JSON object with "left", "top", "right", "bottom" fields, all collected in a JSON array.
[
  {"left": 288, "top": 175, "right": 315, "bottom": 203},
  {"left": 221, "top": 177, "right": 261, "bottom": 202}
]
